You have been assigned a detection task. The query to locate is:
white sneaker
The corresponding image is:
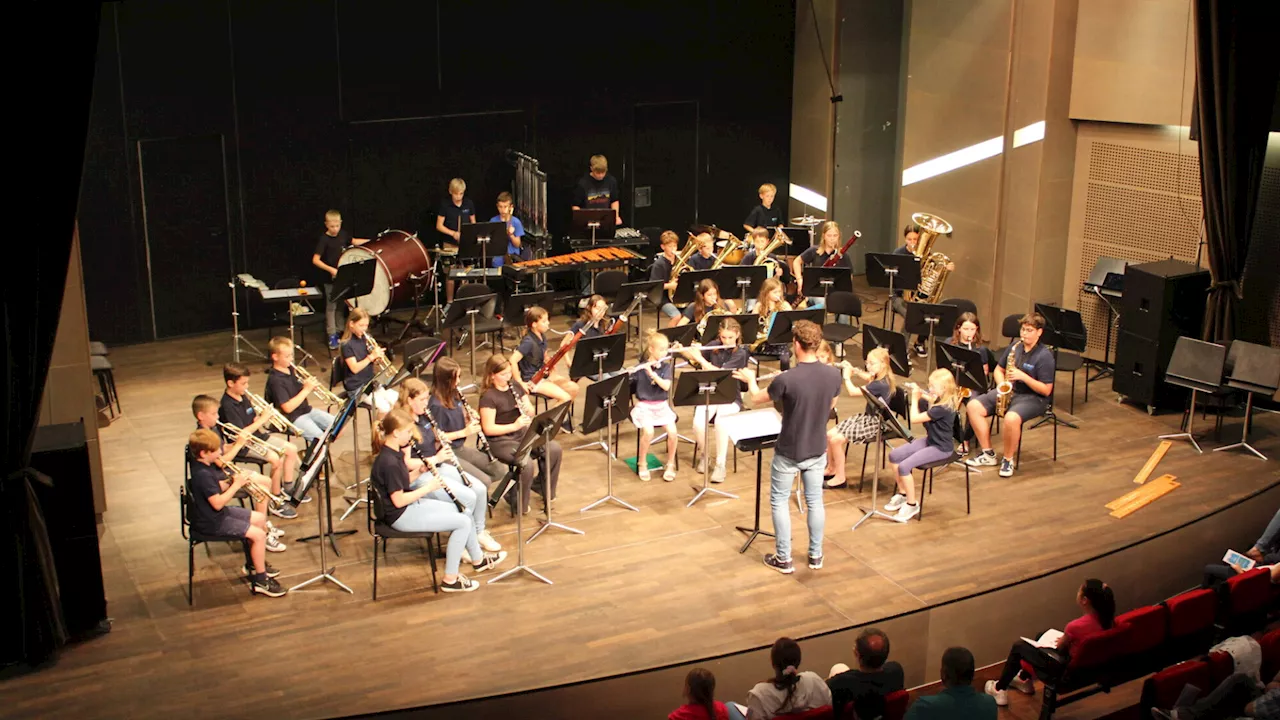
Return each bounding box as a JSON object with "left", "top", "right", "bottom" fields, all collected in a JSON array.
[
  {"left": 477, "top": 530, "right": 502, "bottom": 553},
  {"left": 985, "top": 680, "right": 1008, "bottom": 707},
  {"left": 966, "top": 451, "right": 998, "bottom": 467},
  {"left": 884, "top": 493, "right": 907, "bottom": 512},
  {"left": 266, "top": 521, "right": 285, "bottom": 538},
  {"left": 1009, "top": 674, "right": 1036, "bottom": 695},
  {"left": 711, "top": 464, "right": 727, "bottom": 483},
  {"left": 892, "top": 503, "right": 919, "bottom": 523},
  {"left": 999, "top": 457, "right": 1015, "bottom": 478},
  {"left": 265, "top": 534, "right": 287, "bottom": 553}
]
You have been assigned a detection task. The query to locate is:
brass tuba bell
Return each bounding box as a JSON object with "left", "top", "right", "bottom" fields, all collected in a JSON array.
[{"left": 904, "top": 212, "right": 954, "bottom": 304}]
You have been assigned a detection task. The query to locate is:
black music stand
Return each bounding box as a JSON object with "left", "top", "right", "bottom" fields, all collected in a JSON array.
[
  {"left": 903, "top": 302, "right": 958, "bottom": 375},
  {"left": 658, "top": 323, "right": 700, "bottom": 350},
  {"left": 800, "top": 266, "right": 852, "bottom": 306},
  {"left": 459, "top": 221, "right": 505, "bottom": 271},
  {"left": 578, "top": 374, "right": 638, "bottom": 513},
  {"left": 862, "top": 325, "right": 912, "bottom": 377},
  {"left": 672, "top": 268, "right": 720, "bottom": 305},
  {"left": 722, "top": 408, "right": 782, "bottom": 553},
  {"left": 616, "top": 278, "right": 664, "bottom": 356},
  {"left": 1158, "top": 337, "right": 1227, "bottom": 454},
  {"left": 442, "top": 290, "right": 496, "bottom": 379},
  {"left": 701, "top": 313, "right": 760, "bottom": 346},
  {"left": 487, "top": 403, "right": 572, "bottom": 586},
  {"left": 332, "top": 257, "right": 377, "bottom": 309},
  {"left": 935, "top": 341, "right": 990, "bottom": 472},
  {"left": 570, "top": 208, "right": 616, "bottom": 244},
  {"left": 712, "top": 264, "right": 769, "bottom": 308},
  {"left": 1083, "top": 257, "right": 1128, "bottom": 384},
  {"left": 568, "top": 332, "right": 629, "bottom": 458},
  {"left": 762, "top": 309, "right": 825, "bottom": 348},
  {"left": 286, "top": 443, "right": 353, "bottom": 595},
  {"left": 672, "top": 369, "right": 740, "bottom": 507},
  {"left": 385, "top": 338, "right": 446, "bottom": 388},
  {"left": 865, "top": 253, "right": 921, "bottom": 330},
  {"left": 782, "top": 227, "right": 811, "bottom": 254},
  {"left": 1032, "top": 303, "right": 1086, "bottom": 429},
  {"left": 853, "top": 389, "right": 914, "bottom": 531},
  {"left": 1212, "top": 340, "right": 1279, "bottom": 461},
  {"left": 523, "top": 402, "right": 582, "bottom": 544}
]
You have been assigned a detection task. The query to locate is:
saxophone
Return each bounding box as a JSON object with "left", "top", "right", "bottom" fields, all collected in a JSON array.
[{"left": 995, "top": 343, "right": 1022, "bottom": 418}]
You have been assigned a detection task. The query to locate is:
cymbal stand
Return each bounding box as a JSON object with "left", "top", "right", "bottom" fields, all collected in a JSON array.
[{"left": 228, "top": 278, "right": 266, "bottom": 362}]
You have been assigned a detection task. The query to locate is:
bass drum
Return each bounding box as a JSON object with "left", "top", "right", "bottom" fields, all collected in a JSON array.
[{"left": 337, "top": 229, "right": 431, "bottom": 316}]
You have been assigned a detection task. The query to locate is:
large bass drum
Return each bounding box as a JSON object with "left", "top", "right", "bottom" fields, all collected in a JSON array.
[{"left": 337, "top": 229, "right": 431, "bottom": 316}]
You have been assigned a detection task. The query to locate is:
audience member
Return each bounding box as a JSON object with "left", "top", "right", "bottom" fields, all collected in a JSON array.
[
  {"left": 670, "top": 668, "right": 732, "bottom": 720},
  {"left": 1203, "top": 509, "right": 1280, "bottom": 590},
  {"left": 828, "top": 627, "right": 905, "bottom": 719},
  {"left": 1151, "top": 668, "right": 1279, "bottom": 720},
  {"left": 744, "top": 637, "right": 832, "bottom": 719},
  {"left": 905, "top": 647, "right": 996, "bottom": 720}
]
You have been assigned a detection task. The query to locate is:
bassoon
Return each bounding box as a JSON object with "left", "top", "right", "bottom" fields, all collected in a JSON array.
[{"left": 822, "top": 231, "right": 862, "bottom": 267}]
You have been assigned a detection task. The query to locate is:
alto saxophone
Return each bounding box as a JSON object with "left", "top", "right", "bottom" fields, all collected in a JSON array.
[{"left": 995, "top": 343, "right": 1022, "bottom": 418}]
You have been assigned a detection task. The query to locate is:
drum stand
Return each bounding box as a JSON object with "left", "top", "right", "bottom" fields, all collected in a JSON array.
[
  {"left": 394, "top": 273, "right": 435, "bottom": 344},
  {"left": 228, "top": 278, "right": 266, "bottom": 363}
]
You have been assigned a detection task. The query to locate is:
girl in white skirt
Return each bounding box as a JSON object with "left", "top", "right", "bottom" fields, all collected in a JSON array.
[
  {"left": 630, "top": 331, "right": 679, "bottom": 481},
  {"left": 824, "top": 347, "right": 897, "bottom": 489}
]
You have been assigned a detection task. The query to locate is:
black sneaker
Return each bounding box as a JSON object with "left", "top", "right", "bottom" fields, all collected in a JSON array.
[
  {"left": 441, "top": 575, "right": 479, "bottom": 593},
  {"left": 270, "top": 503, "right": 298, "bottom": 519},
  {"left": 471, "top": 550, "right": 508, "bottom": 574},
  {"left": 764, "top": 554, "right": 794, "bottom": 574},
  {"left": 244, "top": 562, "right": 281, "bottom": 579},
  {"left": 913, "top": 343, "right": 928, "bottom": 357},
  {"left": 808, "top": 555, "right": 824, "bottom": 570},
  {"left": 252, "top": 575, "right": 286, "bottom": 597}
]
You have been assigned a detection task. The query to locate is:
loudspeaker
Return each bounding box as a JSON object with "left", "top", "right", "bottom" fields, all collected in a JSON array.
[
  {"left": 1112, "top": 259, "right": 1210, "bottom": 411},
  {"left": 29, "top": 421, "right": 108, "bottom": 640}
]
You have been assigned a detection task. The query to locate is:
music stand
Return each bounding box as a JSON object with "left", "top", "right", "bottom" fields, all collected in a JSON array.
[
  {"left": 1032, "top": 303, "right": 1087, "bottom": 430},
  {"left": 862, "top": 325, "right": 912, "bottom": 377},
  {"left": 701, "top": 313, "right": 760, "bottom": 346},
  {"left": 800, "top": 266, "right": 853, "bottom": 306},
  {"left": 1083, "top": 257, "right": 1128, "bottom": 383},
  {"left": 659, "top": 323, "right": 700, "bottom": 350},
  {"left": 333, "top": 258, "right": 377, "bottom": 310},
  {"left": 229, "top": 275, "right": 268, "bottom": 361},
  {"left": 459, "top": 221, "right": 505, "bottom": 271},
  {"left": 524, "top": 402, "right": 583, "bottom": 544},
  {"left": 441, "top": 290, "right": 497, "bottom": 378},
  {"left": 385, "top": 338, "right": 446, "bottom": 388},
  {"left": 672, "top": 369, "right": 740, "bottom": 507},
  {"left": 487, "top": 403, "right": 572, "bottom": 586},
  {"left": 935, "top": 341, "right": 990, "bottom": 473},
  {"left": 568, "top": 332, "right": 629, "bottom": 458},
  {"left": 296, "top": 386, "right": 365, "bottom": 545},
  {"left": 1158, "top": 337, "right": 1227, "bottom": 454},
  {"left": 672, "top": 268, "right": 720, "bottom": 305},
  {"left": 1212, "top": 340, "right": 1279, "bottom": 460},
  {"left": 712, "top": 264, "right": 769, "bottom": 308},
  {"left": 578, "top": 374, "right": 638, "bottom": 513},
  {"left": 616, "top": 279, "right": 664, "bottom": 356},
  {"left": 762, "top": 309, "right": 825, "bottom": 348},
  {"left": 720, "top": 408, "right": 782, "bottom": 553},
  {"left": 865, "top": 253, "right": 921, "bottom": 330},
  {"left": 570, "top": 208, "right": 616, "bottom": 244},
  {"left": 904, "top": 302, "right": 958, "bottom": 374},
  {"left": 286, "top": 443, "right": 353, "bottom": 595},
  {"left": 853, "top": 388, "right": 915, "bottom": 531}
]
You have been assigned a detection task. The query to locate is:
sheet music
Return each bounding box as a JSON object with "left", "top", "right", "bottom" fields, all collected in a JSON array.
[{"left": 719, "top": 408, "right": 782, "bottom": 446}]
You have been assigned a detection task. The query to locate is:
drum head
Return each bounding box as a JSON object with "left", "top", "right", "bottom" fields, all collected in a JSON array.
[{"left": 337, "top": 247, "right": 390, "bottom": 315}]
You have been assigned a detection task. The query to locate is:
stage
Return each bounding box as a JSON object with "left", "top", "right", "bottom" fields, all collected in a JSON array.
[{"left": 6, "top": 293, "right": 1279, "bottom": 720}]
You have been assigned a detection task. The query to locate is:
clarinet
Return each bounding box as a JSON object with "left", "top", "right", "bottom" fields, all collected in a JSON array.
[
  {"left": 458, "top": 391, "right": 496, "bottom": 462},
  {"left": 409, "top": 442, "right": 466, "bottom": 513},
  {"left": 418, "top": 406, "right": 471, "bottom": 487}
]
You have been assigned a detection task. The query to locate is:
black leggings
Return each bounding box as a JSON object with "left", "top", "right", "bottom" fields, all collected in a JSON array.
[{"left": 997, "top": 639, "right": 1061, "bottom": 689}]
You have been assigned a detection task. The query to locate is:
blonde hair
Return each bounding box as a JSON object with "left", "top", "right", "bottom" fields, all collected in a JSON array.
[
  {"left": 866, "top": 347, "right": 897, "bottom": 396},
  {"left": 268, "top": 336, "right": 294, "bottom": 359},
  {"left": 372, "top": 408, "right": 415, "bottom": 454},
  {"left": 660, "top": 230, "right": 679, "bottom": 247},
  {"left": 189, "top": 428, "right": 221, "bottom": 456},
  {"left": 191, "top": 394, "right": 218, "bottom": 417},
  {"left": 590, "top": 155, "right": 608, "bottom": 173},
  {"left": 817, "top": 341, "right": 834, "bottom": 365},
  {"left": 818, "top": 220, "right": 841, "bottom": 251},
  {"left": 448, "top": 177, "right": 466, "bottom": 194},
  {"left": 928, "top": 369, "right": 961, "bottom": 411},
  {"left": 755, "top": 278, "right": 788, "bottom": 319},
  {"left": 341, "top": 307, "right": 371, "bottom": 343},
  {"left": 645, "top": 330, "right": 669, "bottom": 362},
  {"left": 758, "top": 183, "right": 776, "bottom": 196},
  {"left": 325, "top": 209, "right": 341, "bottom": 221}
]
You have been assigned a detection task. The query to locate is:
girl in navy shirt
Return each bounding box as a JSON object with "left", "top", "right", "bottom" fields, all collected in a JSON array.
[
  {"left": 824, "top": 347, "right": 897, "bottom": 489},
  {"left": 884, "top": 369, "right": 959, "bottom": 522},
  {"left": 630, "top": 331, "right": 679, "bottom": 482},
  {"left": 340, "top": 308, "right": 397, "bottom": 417}
]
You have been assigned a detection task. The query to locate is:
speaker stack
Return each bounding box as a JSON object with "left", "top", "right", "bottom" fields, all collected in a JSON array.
[{"left": 1112, "top": 259, "right": 1211, "bottom": 414}]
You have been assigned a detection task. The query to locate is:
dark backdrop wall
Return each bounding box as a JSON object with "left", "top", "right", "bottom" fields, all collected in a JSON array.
[{"left": 81, "top": 0, "right": 796, "bottom": 344}]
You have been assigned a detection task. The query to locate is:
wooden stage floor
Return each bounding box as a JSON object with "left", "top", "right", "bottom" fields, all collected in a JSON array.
[{"left": 7, "top": 296, "right": 1279, "bottom": 720}]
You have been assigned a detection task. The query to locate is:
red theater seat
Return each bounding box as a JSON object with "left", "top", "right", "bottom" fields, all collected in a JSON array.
[
  {"left": 1207, "top": 651, "right": 1235, "bottom": 686},
  {"left": 777, "top": 706, "right": 833, "bottom": 720},
  {"left": 1262, "top": 629, "right": 1280, "bottom": 682},
  {"left": 883, "top": 690, "right": 909, "bottom": 720},
  {"left": 1140, "top": 659, "right": 1211, "bottom": 714},
  {"left": 1163, "top": 588, "right": 1218, "bottom": 661},
  {"left": 1225, "top": 568, "right": 1271, "bottom": 627}
]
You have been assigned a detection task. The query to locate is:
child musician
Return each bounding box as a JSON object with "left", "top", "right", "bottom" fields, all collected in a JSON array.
[
  {"left": 791, "top": 220, "right": 851, "bottom": 310},
  {"left": 187, "top": 428, "right": 285, "bottom": 597},
  {"left": 511, "top": 306, "right": 580, "bottom": 414},
  {"left": 884, "top": 369, "right": 960, "bottom": 522},
  {"left": 743, "top": 183, "right": 782, "bottom": 234},
  {"left": 428, "top": 357, "right": 509, "bottom": 493},
  {"left": 340, "top": 308, "right": 398, "bottom": 417},
  {"left": 680, "top": 317, "right": 750, "bottom": 483},
  {"left": 478, "top": 354, "right": 564, "bottom": 514},
  {"left": 219, "top": 362, "right": 302, "bottom": 506},
  {"left": 371, "top": 409, "right": 494, "bottom": 593},
  {"left": 394, "top": 378, "right": 505, "bottom": 557},
  {"left": 650, "top": 230, "right": 683, "bottom": 322},
  {"left": 948, "top": 312, "right": 990, "bottom": 454},
  {"left": 435, "top": 177, "right": 476, "bottom": 304},
  {"left": 823, "top": 348, "right": 896, "bottom": 489},
  {"left": 264, "top": 336, "right": 334, "bottom": 443},
  {"left": 309, "top": 209, "right": 370, "bottom": 349},
  {"left": 752, "top": 277, "right": 793, "bottom": 370},
  {"left": 689, "top": 232, "right": 717, "bottom": 272},
  {"left": 630, "top": 331, "right": 679, "bottom": 482},
  {"left": 672, "top": 278, "right": 731, "bottom": 330},
  {"left": 192, "top": 394, "right": 292, "bottom": 534}
]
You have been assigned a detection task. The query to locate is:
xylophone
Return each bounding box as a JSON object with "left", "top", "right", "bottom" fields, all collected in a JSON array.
[{"left": 511, "top": 246, "right": 644, "bottom": 271}]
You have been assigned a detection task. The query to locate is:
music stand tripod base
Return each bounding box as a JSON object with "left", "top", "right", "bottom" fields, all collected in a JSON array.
[
  {"left": 578, "top": 373, "right": 639, "bottom": 513},
  {"left": 488, "top": 475, "right": 554, "bottom": 586},
  {"left": 289, "top": 449, "right": 354, "bottom": 595},
  {"left": 1159, "top": 388, "right": 1205, "bottom": 454},
  {"left": 1212, "top": 391, "right": 1267, "bottom": 460}
]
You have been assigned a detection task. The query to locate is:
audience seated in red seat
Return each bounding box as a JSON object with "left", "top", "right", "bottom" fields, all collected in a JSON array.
[
  {"left": 742, "top": 637, "right": 832, "bottom": 720},
  {"left": 669, "top": 668, "right": 732, "bottom": 720},
  {"left": 827, "top": 627, "right": 905, "bottom": 720}
]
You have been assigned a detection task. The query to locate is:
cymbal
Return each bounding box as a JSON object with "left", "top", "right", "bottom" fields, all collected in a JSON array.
[
  {"left": 429, "top": 247, "right": 458, "bottom": 255},
  {"left": 791, "top": 215, "right": 823, "bottom": 227},
  {"left": 689, "top": 224, "right": 717, "bottom": 236}
]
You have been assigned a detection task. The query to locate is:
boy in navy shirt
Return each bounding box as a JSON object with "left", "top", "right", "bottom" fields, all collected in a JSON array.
[
  {"left": 435, "top": 177, "right": 475, "bottom": 303},
  {"left": 509, "top": 306, "right": 579, "bottom": 428},
  {"left": 310, "top": 209, "right": 371, "bottom": 348},
  {"left": 965, "top": 313, "right": 1056, "bottom": 478},
  {"left": 219, "top": 362, "right": 303, "bottom": 511}
]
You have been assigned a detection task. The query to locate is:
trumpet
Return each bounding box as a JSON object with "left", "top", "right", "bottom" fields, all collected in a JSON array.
[
  {"left": 291, "top": 362, "right": 342, "bottom": 406},
  {"left": 246, "top": 390, "right": 302, "bottom": 436},
  {"left": 220, "top": 460, "right": 288, "bottom": 509},
  {"left": 217, "top": 421, "right": 288, "bottom": 458},
  {"left": 363, "top": 334, "right": 397, "bottom": 378},
  {"left": 458, "top": 391, "right": 495, "bottom": 462}
]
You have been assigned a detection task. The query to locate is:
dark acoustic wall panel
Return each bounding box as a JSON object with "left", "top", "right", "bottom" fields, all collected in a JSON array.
[
  {"left": 632, "top": 102, "right": 699, "bottom": 238},
  {"left": 335, "top": 0, "right": 440, "bottom": 122}
]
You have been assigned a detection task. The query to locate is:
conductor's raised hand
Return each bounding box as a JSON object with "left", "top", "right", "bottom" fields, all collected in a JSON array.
[{"left": 733, "top": 367, "right": 756, "bottom": 385}]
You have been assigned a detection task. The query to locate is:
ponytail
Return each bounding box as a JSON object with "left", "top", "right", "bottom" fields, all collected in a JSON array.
[
  {"left": 684, "top": 668, "right": 718, "bottom": 720},
  {"left": 373, "top": 408, "right": 414, "bottom": 455},
  {"left": 768, "top": 638, "right": 803, "bottom": 713},
  {"left": 1082, "top": 578, "right": 1116, "bottom": 629}
]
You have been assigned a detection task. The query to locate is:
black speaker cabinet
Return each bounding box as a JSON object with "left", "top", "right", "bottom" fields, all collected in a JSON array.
[
  {"left": 1113, "top": 260, "right": 1210, "bottom": 412},
  {"left": 29, "top": 421, "right": 108, "bottom": 640}
]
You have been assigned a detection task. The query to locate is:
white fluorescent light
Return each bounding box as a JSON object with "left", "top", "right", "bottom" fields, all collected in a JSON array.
[
  {"left": 789, "top": 183, "right": 828, "bottom": 212},
  {"left": 902, "top": 121, "right": 1046, "bottom": 187}
]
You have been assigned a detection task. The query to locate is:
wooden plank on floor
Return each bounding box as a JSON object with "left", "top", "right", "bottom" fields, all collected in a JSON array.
[
  {"left": 1134, "top": 441, "right": 1173, "bottom": 484},
  {"left": 1110, "top": 476, "right": 1180, "bottom": 518}
]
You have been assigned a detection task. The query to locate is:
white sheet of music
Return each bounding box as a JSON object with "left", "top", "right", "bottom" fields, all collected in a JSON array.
[{"left": 720, "top": 408, "right": 782, "bottom": 446}]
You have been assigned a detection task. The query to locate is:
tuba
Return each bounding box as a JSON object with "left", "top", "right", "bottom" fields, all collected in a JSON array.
[
  {"left": 710, "top": 232, "right": 745, "bottom": 270},
  {"left": 753, "top": 227, "right": 792, "bottom": 276},
  {"left": 668, "top": 235, "right": 701, "bottom": 281},
  {"left": 904, "top": 212, "right": 954, "bottom": 304}
]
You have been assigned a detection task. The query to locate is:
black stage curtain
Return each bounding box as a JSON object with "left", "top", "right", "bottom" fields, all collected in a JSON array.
[
  {"left": 1, "top": 4, "right": 101, "bottom": 668},
  {"left": 1192, "top": 0, "right": 1280, "bottom": 343}
]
